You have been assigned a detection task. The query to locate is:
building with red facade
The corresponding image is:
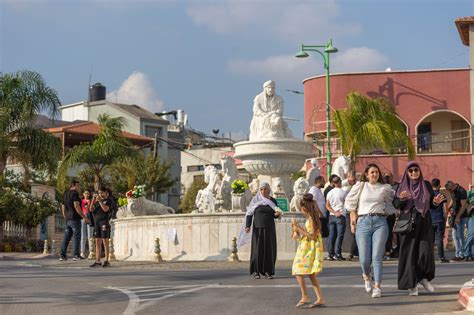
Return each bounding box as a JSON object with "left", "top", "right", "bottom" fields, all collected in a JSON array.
[{"left": 302, "top": 17, "right": 474, "bottom": 187}]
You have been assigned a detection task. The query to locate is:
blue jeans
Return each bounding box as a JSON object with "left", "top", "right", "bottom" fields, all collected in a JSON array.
[
  {"left": 454, "top": 218, "right": 468, "bottom": 258},
  {"left": 328, "top": 215, "right": 346, "bottom": 257},
  {"left": 60, "top": 219, "right": 81, "bottom": 258},
  {"left": 432, "top": 221, "right": 445, "bottom": 259},
  {"left": 80, "top": 220, "right": 92, "bottom": 255},
  {"left": 355, "top": 216, "right": 388, "bottom": 284},
  {"left": 464, "top": 216, "right": 474, "bottom": 258}
]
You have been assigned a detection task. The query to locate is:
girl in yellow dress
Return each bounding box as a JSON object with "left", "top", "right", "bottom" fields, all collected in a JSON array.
[{"left": 292, "top": 193, "right": 325, "bottom": 308}]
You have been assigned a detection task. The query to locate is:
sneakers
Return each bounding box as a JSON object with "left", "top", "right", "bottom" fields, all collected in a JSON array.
[
  {"left": 371, "top": 287, "right": 382, "bottom": 298},
  {"left": 325, "top": 256, "right": 335, "bottom": 261},
  {"left": 89, "top": 261, "right": 102, "bottom": 267},
  {"left": 440, "top": 257, "right": 450, "bottom": 263},
  {"left": 419, "top": 279, "right": 434, "bottom": 293},
  {"left": 72, "top": 256, "right": 85, "bottom": 261},
  {"left": 102, "top": 261, "right": 111, "bottom": 268},
  {"left": 59, "top": 256, "right": 67, "bottom": 261},
  {"left": 363, "top": 274, "right": 372, "bottom": 293},
  {"left": 452, "top": 256, "right": 465, "bottom": 261},
  {"left": 408, "top": 287, "right": 419, "bottom": 296},
  {"left": 383, "top": 255, "right": 390, "bottom": 261},
  {"left": 335, "top": 255, "right": 346, "bottom": 261}
]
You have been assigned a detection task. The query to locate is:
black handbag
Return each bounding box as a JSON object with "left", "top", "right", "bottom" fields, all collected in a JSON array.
[
  {"left": 393, "top": 208, "right": 416, "bottom": 235},
  {"left": 320, "top": 216, "right": 329, "bottom": 238}
]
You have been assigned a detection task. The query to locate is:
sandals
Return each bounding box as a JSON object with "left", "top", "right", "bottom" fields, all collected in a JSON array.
[
  {"left": 309, "top": 302, "right": 326, "bottom": 308},
  {"left": 264, "top": 272, "right": 274, "bottom": 279},
  {"left": 253, "top": 272, "right": 260, "bottom": 279},
  {"left": 295, "top": 301, "right": 310, "bottom": 308}
]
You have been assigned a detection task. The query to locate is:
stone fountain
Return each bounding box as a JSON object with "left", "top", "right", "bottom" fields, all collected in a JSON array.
[
  {"left": 234, "top": 80, "right": 314, "bottom": 196},
  {"left": 112, "top": 80, "right": 308, "bottom": 262}
]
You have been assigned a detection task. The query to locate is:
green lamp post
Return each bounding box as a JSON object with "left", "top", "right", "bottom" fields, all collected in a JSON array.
[{"left": 296, "top": 39, "right": 338, "bottom": 178}]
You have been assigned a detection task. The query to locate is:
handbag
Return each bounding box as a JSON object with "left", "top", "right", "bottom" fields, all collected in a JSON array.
[{"left": 393, "top": 208, "right": 416, "bottom": 235}]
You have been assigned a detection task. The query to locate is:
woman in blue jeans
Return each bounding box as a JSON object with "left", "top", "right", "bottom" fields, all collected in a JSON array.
[{"left": 345, "top": 163, "right": 395, "bottom": 298}]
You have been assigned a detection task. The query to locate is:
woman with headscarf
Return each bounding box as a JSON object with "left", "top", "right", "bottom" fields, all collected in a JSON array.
[
  {"left": 393, "top": 161, "right": 445, "bottom": 296},
  {"left": 239, "top": 182, "right": 281, "bottom": 279}
]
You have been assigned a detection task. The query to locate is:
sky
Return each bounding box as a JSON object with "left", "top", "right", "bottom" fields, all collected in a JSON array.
[{"left": 1, "top": 0, "right": 472, "bottom": 140}]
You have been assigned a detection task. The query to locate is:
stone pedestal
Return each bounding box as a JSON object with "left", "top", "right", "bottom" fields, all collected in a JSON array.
[{"left": 231, "top": 193, "right": 246, "bottom": 212}]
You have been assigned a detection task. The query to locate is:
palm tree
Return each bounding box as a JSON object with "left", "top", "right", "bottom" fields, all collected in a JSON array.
[
  {"left": 333, "top": 92, "right": 415, "bottom": 169},
  {"left": 109, "top": 153, "right": 176, "bottom": 197},
  {"left": 58, "top": 114, "right": 138, "bottom": 192},
  {"left": 0, "top": 70, "right": 62, "bottom": 179}
]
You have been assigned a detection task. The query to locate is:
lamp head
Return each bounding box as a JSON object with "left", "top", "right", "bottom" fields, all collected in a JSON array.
[
  {"left": 295, "top": 49, "right": 309, "bottom": 58},
  {"left": 324, "top": 40, "right": 338, "bottom": 53}
]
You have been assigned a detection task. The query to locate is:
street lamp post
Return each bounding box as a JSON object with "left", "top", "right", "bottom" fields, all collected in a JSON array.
[{"left": 295, "top": 39, "right": 338, "bottom": 178}]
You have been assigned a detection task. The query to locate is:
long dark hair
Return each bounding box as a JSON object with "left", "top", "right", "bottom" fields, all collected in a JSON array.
[
  {"left": 300, "top": 193, "right": 322, "bottom": 233},
  {"left": 363, "top": 163, "right": 384, "bottom": 184}
]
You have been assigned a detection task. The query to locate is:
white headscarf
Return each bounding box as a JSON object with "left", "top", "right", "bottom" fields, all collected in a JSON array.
[{"left": 237, "top": 182, "right": 276, "bottom": 248}]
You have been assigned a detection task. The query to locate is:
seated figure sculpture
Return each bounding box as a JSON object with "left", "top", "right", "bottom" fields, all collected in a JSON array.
[
  {"left": 249, "top": 80, "right": 293, "bottom": 141},
  {"left": 290, "top": 177, "right": 310, "bottom": 212}
]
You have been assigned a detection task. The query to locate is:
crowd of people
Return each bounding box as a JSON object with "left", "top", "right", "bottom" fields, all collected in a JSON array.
[
  {"left": 240, "top": 161, "right": 474, "bottom": 308},
  {"left": 60, "top": 180, "right": 118, "bottom": 267}
]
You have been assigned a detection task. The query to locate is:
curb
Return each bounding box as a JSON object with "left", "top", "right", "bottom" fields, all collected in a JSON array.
[{"left": 458, "top": 280, "right": 474, "bottom": 312}]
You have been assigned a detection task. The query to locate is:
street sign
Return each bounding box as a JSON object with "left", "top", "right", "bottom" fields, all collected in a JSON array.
[{"left": 275, "top": 198, "right": 289, "bottom": 212}]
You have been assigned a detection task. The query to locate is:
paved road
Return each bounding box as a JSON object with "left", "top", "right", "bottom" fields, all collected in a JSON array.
[{"left": 0, "top": 258, "right": 472, "bottom": 315}]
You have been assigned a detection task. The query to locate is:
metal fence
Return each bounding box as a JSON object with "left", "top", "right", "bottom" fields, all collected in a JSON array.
[{"left": 2, "top": 221, "right": 27, "bottom": 239}]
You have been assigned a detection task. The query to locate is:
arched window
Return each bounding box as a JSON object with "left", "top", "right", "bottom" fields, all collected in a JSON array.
[{"left": 416, "top": 111, "right": 471, "bottom": 154}]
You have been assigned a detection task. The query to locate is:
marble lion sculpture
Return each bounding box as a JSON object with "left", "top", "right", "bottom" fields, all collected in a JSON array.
[{"left": 116, "top": 196, "right": 175, "bottom": 218}]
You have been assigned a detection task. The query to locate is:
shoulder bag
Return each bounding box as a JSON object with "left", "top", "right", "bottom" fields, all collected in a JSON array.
[{"left": 393, "top": 207, "right": 416, "bottom": 235}]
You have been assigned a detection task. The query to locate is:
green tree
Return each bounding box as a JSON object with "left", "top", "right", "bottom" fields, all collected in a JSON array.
[
  {"left": 58, "top": 114, "right": 138, "bottom": 192},
  {"left": 180, "top": 178, "right": 206, "bottom": 213},
  {"left": 109, "top": 153, "right": 176, "bottom": 197},
  {"left": 333, "top": 92, "right": 415, "bottom": 169},
  {"left": 0, "top": 70, "right": 62, "bottom": 180}
]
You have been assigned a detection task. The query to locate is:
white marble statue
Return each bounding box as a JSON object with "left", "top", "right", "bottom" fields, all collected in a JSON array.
[
  {"left": 331, "top": 155, "right": 351, "bottom": 180},
  {"left": 116, "top": 196, "right": 175, "bottom": 218},
  {"left": 248, "top": 178, "right": 260, "bottom": 195},
  {"left": 290, "top": 177, "right": 310, "bottom": 212},
  {"left": 249, "top": 80, "right": 293, "bottom": 141},
  {"left": 272, "top": 177, "right": 287, "bottom": 199},
  {"left": 216, "top": 156, "right": 238, "bottom": 211},
  {"left": 306, "top": 158, "right": 320, "bottom": 186},
  {"left": 195, "top": 165, "right": 221, "bottom": 213}
]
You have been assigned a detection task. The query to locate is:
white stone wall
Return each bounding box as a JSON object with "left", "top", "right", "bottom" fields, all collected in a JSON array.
[{"left": 112, "top": 212, "right": 305, "bottom": 261}]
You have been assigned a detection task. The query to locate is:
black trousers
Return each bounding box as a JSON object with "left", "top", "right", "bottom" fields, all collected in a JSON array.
[
  {"left": 398, "top": 211, "right": 435, "bottom": 290},
  {"left": 385, "top": 214, "right": 396, "bottom": 253}
]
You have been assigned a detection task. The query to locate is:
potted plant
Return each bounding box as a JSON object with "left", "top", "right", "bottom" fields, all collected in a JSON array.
[{"left": 231, "top": 179, "right": 249, "bottom": 212}]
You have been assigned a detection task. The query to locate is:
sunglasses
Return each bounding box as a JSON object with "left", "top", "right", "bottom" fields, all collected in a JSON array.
[{"left": 408, "top": 168, "right": 420, "bottom": 174}]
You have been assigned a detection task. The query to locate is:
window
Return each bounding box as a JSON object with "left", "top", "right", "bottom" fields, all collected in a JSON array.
[{"left": 187, "top": 165, "right": 204, "bottom": 172}]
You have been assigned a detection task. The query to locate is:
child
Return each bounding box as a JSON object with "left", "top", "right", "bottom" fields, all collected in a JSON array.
[{"left": 291, "top": 193, "right": 325, "bottom": 308}]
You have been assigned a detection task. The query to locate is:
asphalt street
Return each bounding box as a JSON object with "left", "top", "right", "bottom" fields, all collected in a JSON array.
[{"left": 0, "top": 258, "right": 472, "bottom": 315}]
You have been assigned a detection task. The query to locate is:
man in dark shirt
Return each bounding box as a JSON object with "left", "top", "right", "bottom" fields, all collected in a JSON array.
[
  {"left": 89, "top": 187, "right": 112, "bottom": 268},
  {"left": 430, "top": 179, "right": 449, "bottom": 263},
  {"left": 324, "top": 174, "right": 341, "bottom": 199},
  {"left": 60, "top": 180, "right": 89, "bottom": 261},
  {"left": 446, "top": 181, "right": 468, "bottom": 261}
]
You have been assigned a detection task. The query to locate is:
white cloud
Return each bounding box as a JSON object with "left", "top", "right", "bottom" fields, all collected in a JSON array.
[
  {"left": 228, "top": 47, "right": 390, "bottom": 84},
  {"left": 107, "top": 71, "right": 165, "bottom": 113},
  {"left": 186, "top": 0, "right": 361, "bottom": 42},
  {"left": 332, "top": 47, "right": 390, "bottom": 73}
]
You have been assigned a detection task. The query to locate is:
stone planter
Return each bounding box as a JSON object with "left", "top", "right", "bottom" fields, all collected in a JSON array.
[{"left": 231, "top": 193, "right": 246, "bottom": 212}]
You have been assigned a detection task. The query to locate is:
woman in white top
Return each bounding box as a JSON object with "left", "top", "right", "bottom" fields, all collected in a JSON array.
[{"left": 345, "top": 163, "right": 395, "bottom": 298}]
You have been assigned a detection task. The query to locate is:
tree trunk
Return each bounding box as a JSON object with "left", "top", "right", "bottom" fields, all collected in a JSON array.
[
  {"left": 94, "top": 173, "right": 101, "bottom": 192},
  {"left": 0, "top": 156, "right": 7, "bottom": 178}
]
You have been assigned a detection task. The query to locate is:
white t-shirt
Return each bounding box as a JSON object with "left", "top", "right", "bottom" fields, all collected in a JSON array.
[
  {"left": 309, "top": 186, "right": 327, "bottom": 217},
  {"left": 326, "top": 187, "right": 347, "bottom": 217},
  {"left": 344, "top": 181, "right": 395, "bottom": 216}
]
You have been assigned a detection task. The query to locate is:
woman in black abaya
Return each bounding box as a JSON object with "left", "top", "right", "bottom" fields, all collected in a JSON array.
[
  {"left": 393, "top": 161, "right": 445, "bottom": 296},
  {"left": 243, "top": 182, "right": 281, "bottom": 279}
]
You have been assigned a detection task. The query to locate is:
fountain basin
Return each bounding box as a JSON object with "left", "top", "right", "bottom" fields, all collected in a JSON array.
[
  {"left": 112, "top": 212, "right": 304, "bottom": 261},
  {"left": 234, "top": 139, "right": 314, "bottom": 176}
]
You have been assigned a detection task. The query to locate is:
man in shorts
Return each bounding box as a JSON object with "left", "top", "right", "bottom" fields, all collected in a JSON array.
[{"left": 89, "top": 187, "right": 112, "bottom": 267}]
